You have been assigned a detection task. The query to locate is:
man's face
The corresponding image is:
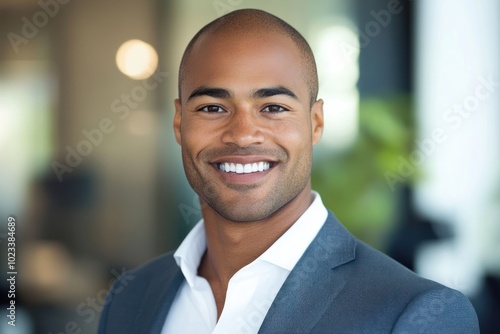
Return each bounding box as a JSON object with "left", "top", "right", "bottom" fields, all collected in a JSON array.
[{"left": 174, "top": 31, "right": 323, "bottom": 222}]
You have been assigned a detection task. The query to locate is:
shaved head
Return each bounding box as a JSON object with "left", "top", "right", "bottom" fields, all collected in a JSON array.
[{"left": 178, "top": 9, "right": 318, "bottom": 106}]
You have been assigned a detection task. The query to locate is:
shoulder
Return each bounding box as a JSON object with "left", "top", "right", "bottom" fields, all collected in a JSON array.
[
  {"left": 391, "top": 285, "right": 479, "bottom": 333},
  {"left": 347, "top": 241, "right": 479, "bottom": 333},
  {"left": 357, "top": 242, "right": 479, "bottom": 333},
  {"left": 98, "top": 251, "right": 183, "bottom": 333},
  {"left": 313, "top": 214, "right": 479, "bottom": 332}
]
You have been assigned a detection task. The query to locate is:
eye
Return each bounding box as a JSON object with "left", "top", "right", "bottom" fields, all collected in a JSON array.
[
  {"left": 198, "top": 105, "right": 225, "bottom": 113},
  {"left": 262, "top": 105, "right": 288, "bottom": 113}
]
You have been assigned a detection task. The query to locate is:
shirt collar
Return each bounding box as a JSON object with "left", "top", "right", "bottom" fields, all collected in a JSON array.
[
  {"left": 173, "top": 191, "right": 328, "bottom": 286},
  {"left": 173, "top": 220, "right": 206, "bottom": 287},
  {"left": 258, "top": 191, "right": 328, "bottom": 271}
]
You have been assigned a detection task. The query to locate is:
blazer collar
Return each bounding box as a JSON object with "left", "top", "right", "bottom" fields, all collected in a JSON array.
[{"left": 258, "top": 211, "right": 356, "bottom": 333}]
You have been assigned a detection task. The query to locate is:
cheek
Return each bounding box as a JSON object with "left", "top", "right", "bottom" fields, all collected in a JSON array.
[
  {"left": 271, "top": 119, "right": 312, "bottom": 154},
  {"left": 180, "top": 121, "right": 213, "bottom": 154}
]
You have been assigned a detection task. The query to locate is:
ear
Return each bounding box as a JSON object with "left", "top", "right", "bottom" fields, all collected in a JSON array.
[
  {"left": 173, "top": 99, "right": 182, "bottom": 145},
  {"left": 311, "top": 99, "right": 324, "bottom": 144}
]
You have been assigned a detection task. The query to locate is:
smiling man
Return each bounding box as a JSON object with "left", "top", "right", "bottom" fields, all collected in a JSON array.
[{"left": 99, "top": 9, "right": 479, "bottom": 334}]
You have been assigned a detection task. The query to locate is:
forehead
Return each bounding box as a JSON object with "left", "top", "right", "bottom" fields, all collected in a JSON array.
[{"left": 181, "top": 30, "right": 308, "bottom": 101}]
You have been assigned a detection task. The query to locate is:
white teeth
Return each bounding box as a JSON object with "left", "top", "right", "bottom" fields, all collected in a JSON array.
[{"left": 218, "top": 162, "right": 272, "bottom": 173}]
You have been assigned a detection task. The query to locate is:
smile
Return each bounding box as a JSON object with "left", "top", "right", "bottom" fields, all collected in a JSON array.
[{"left": 217, "top": 162, "right": 271, "bottom": 174}]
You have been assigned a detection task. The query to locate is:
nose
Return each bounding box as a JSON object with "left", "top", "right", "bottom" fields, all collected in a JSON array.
[{"left": 221, "top": 108, "right": 265, "bottom": 147}]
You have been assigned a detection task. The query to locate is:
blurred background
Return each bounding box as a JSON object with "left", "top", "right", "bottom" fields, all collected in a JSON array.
[{"left": 0, "top": 0, "right": 499, "bottom": 333}]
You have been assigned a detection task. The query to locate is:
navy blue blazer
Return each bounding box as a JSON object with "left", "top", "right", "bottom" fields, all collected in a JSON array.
[{"left": 99, "top": 212, "right": 479, "bottom": 333}]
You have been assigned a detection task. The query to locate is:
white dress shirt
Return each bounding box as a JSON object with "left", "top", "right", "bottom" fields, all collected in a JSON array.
[{"left": 161, "top": 191, "right": 328, "bottom": 334}]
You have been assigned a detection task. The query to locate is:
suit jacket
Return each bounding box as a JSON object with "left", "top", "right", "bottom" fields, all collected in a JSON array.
[{"left": 98, "top": 211, "right": 479, "bottom": 333}]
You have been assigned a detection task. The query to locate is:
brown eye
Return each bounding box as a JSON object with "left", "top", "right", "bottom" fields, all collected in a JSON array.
[
  {"left": 199, "top": 105, "right": 225, "bottom": 113},
  {"left": 262, "top": 105, "right": 287, "bottom": 113}
]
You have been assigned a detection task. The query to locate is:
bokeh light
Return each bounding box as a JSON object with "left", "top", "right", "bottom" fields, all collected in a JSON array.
[{"left": 115, "top": 39, "right": 158, "bottom": 80}]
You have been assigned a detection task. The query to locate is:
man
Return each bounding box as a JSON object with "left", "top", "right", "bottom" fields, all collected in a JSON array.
[{"left": 99, "top": 9, "right": 479, "bottom": 333}]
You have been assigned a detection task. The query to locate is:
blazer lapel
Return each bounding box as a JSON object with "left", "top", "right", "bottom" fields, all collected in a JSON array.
[
  {"left": 258, "top": 211, "right": 356, "bottom": 333},
  {"left": 133, "top": 262, "right": 184, "bottom": 334}
]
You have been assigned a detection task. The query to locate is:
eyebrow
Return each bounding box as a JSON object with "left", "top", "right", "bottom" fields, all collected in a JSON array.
[
  {"left": 187, "top": 87, "right": 231, "bottom": 101},
  {"left": 186, "top": 86, "right": 298, "bottom": 101},
  {"left": 252, "top": 86, "right": 298, "bottom": 100}
]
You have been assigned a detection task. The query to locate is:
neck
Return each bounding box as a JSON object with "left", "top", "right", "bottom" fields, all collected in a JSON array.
[{"left": 198, "top": 186, "right": 313, "bottom": 286}]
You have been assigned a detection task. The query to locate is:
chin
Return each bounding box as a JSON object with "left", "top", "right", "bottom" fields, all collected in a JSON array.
[
  {"left": 223, "top": 207, "right": 272, "bottom": 223},
  {"left": 211, "top": 198, "right": 284, "bottom": 223}
]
